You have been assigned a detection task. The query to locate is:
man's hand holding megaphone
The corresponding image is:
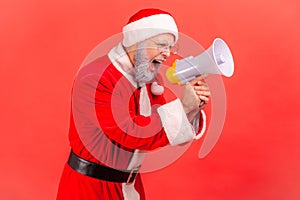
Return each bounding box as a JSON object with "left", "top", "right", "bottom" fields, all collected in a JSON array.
[
  {"left": 167, "top": 38, "right": 234, "bottom": 119},
  {"left": 180, "top": 74, "right": 210, "bottom": 120}
]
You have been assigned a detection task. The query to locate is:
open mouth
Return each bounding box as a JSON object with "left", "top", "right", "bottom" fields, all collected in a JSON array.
[
  {"left": 152, "top": 59, "right": 165, "bottom": 64},
  {"left": 152, "top": 60, "right": 161, "bottom": 64}
]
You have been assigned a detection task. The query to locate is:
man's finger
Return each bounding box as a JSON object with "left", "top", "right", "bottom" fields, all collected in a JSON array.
[
  {"left": 196, "top": 91, "right": 211, "bottom": 96},
  {"left": 189, "top": 74, "right": 208, "bottom": 85},
  {"left": 194, "top": 85, "right": 209, "bottom": 91},
  {"left": 199, "top": 95, "right": 209, "bottom": 103}
]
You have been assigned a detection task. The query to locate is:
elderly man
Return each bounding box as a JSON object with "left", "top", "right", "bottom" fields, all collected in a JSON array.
[{"left": 57, "top": 8, "right": 210, "bottom": 200}]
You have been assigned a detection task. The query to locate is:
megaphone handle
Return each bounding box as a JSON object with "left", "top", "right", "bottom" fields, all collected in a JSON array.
[{"left": 199, "top": 100, "right": 205, "bottom": 107}]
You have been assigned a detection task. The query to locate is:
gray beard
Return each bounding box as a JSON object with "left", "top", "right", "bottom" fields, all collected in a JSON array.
[{"left": 133, "top": 43, "right": 161, "bottom": 84}]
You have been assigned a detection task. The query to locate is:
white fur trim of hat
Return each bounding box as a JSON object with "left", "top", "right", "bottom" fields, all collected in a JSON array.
[{"left": 122, "top": 13, "right": 178, "bottom": 47}]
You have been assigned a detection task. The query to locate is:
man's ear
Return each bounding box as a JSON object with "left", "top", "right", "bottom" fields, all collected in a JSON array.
[
  {"left": 125, "top": 43, "right": 139, "bottom": 54},
  {"left": 124, "top": 43, "right": 138, "bottom": 66}
]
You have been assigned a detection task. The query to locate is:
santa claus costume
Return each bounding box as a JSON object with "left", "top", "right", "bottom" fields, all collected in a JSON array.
[{"left": 56, "top": 8, "right": 206, "bottom": 200}]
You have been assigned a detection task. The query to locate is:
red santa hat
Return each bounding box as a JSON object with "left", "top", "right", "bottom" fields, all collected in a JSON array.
[{"left": 122, "top": 8, "right": 179, "bottom": 47}]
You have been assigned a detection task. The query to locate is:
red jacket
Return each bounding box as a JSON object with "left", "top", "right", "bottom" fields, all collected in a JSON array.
[{"left": 57, "top": 47, "right": 206, "bottom": 200}]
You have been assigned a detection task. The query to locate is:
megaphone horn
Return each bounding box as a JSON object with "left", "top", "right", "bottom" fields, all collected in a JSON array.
[{"left": 166, "top": 38, "right": 234, "bottom": 85}]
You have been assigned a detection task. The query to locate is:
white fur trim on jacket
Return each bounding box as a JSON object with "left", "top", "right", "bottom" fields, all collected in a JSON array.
[
  {"left": 122, "top": 150, "right": 145, "bottom": 200},
  {"left": 157, "top": 99, "right": 195, "bottom": 145},
  {"left": 192, "top": 110, "right": 207, "bottom": 140},
  {"left": 122, "top": 14, "right": 178, "bottom": 47}
]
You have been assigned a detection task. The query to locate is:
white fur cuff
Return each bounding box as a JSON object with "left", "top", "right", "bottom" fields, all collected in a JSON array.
[{"left": 157, "top": 99, "right": 195, "bottom": 145}]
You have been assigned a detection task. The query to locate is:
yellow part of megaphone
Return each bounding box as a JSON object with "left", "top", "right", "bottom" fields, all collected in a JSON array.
[{"left": 166, "top": 60, "right": 180, "bottom": 84}]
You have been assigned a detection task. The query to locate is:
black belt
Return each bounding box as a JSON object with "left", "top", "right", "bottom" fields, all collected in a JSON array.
[{"left": 68, "top": 151, "right": 139, "bottom": 184}]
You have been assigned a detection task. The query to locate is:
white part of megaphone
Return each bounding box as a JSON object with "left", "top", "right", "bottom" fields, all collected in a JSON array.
[{"left": 171, "top": 38, "right": 234, "bottom": 84}]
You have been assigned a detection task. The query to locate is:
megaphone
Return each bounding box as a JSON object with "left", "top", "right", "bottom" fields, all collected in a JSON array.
[{"left": 166, "top": 38, "right": 234, "bottom": 85}]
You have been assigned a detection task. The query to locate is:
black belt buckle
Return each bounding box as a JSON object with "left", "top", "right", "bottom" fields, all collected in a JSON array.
[{"left": 126, "top": 165, "right": 140, "bottom": 185}]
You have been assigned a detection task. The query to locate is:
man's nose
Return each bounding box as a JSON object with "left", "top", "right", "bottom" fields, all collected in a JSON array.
[{"left": 161, "top": 48, "right": 171, "bottom": 57}]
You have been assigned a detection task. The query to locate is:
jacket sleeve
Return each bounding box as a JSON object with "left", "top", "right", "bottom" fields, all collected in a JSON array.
[
  {"left": 73, "top": 73, "right": 169, "bottom": 151},
  {"left": 73, "top": 72, "right": 205, "bottom": 151},
  {"left": 188, "top": 109, "right": 207, "bottom": 140}
]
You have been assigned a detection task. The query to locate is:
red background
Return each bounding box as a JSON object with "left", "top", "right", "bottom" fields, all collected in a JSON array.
[{"left": 1, "top": 0, "right": 300, "bottom": 199}]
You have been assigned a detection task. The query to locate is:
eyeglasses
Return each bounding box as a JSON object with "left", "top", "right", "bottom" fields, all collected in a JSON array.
[{"left": 150, "top": 40, "right": 179, "bottom": 55}]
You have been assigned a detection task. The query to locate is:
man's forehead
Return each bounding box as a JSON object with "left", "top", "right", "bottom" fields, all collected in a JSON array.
[{"left": 150, "top": 33, "right": 175, "bottom": 44}]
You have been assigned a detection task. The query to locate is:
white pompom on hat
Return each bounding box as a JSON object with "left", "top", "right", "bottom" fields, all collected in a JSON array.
[{"left": 122, "top": 8, "right": 178, "bottom": 47}]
